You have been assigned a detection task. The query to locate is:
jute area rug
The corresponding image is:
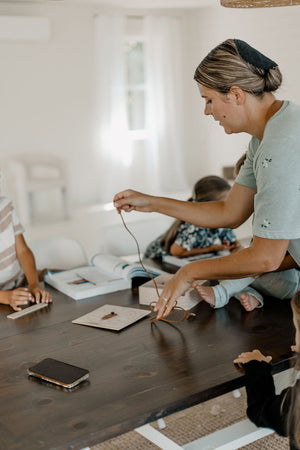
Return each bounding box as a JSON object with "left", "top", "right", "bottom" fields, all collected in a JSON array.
[{"left": 92, "top": 387, "right": 289, "bottom": 449}]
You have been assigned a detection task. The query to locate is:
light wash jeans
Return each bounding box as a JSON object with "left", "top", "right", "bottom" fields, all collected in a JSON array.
[{"left": 212, "top": 269, "right": 300, "bottom": 308}]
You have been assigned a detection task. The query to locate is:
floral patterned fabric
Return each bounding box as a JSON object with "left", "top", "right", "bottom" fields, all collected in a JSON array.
[{"left": 144, "top": 222, "right": 237, "bottom": 259}]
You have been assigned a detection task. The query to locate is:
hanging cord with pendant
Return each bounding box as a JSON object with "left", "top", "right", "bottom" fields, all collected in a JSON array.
[{"left": 119, "top": 210, "right": 196, "bottom": 323}]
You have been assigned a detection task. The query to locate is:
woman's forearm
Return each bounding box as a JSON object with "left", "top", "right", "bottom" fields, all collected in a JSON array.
[
  {"left": 114, "top": 184, "right": 255, "bottom": 229},
  {"left": 181, "top": 237, "right": 290, "bottom": 283},
  {"left": 154, "top": 236, "right": 290, "bottom": 320},
  {"left": 153, "top": 197, "right": 232, "bottom": 228}
]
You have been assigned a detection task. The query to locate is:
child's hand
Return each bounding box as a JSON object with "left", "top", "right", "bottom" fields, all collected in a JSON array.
[
  {"left": 291, "top": 345, "right": 297, "bottom": 352},
  {"left": 210, "top": 243, "right": 231, "bottom": 252},
  {"left": 222, "top": 240, "right": 242, "bottom": 253},
  {"left": 233, "top": 349, "right": 272, "bottom": 365},
  {"left": 7, "top": 288, "right": 33, "bottom": 311},
  {"left": 29, "top": 285, "right": 52, "bottom": 304}
]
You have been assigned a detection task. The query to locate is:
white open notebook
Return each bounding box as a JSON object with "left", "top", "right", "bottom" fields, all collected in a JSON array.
[{"left": 45, "top": 254, "right": 165, "bottom": 300}]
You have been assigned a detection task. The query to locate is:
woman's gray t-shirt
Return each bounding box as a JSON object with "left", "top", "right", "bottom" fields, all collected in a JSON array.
[{"left": 236, "top": 100, "right": 300, "bottom": 266}]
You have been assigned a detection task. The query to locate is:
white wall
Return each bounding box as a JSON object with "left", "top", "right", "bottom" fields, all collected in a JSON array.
[
  {"left": 0, "top": 2, "right": 300, "bottom": 213},
  {"left": 0, "top": 2, "right": 98, "bottom": 208}
]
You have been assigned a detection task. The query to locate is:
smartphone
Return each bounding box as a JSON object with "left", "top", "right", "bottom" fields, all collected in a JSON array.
[{"left": 27, "top": 358, "right": 89, "bottom": 389}]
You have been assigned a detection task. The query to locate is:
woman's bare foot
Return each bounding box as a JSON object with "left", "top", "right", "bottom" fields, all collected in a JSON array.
[
  {"left": 240, "top": 293, "right": 260, "bottom": 311},
  {"left": 193, "top": 284, "right": 216, "bottom": 307}
]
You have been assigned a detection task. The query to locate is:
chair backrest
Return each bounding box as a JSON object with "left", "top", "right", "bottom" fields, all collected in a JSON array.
[
  {"left": 0, "top": 154, "right": 69, "bottom": 224},
  {"left": 28, "top": 237, "right": 88, "bottom": 270}
]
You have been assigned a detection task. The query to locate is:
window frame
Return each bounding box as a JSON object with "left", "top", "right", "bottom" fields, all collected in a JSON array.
[{"left": 124, "top": 34, "right": 148, "bottom": 141}]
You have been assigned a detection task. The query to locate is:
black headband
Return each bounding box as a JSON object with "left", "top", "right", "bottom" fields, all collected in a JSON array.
[{"left": 234, "top": 39, "right": 278, "bottom": 70}]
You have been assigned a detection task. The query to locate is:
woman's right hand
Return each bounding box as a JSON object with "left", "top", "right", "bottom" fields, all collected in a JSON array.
[
  {"left": 113, "top": 189, "right": 155, "bottom": 213},
  {"left": 5, "top": 288, "right": 33, "bottom": 311}
]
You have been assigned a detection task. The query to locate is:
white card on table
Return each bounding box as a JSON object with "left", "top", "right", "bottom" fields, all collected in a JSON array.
[{"left": 72, "top": 304, "right": 150, "bottom": 331}]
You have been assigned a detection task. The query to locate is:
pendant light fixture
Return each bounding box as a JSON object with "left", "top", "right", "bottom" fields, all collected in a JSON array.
[{"left": 221, "top": 0, "right": 300, "bottom": 7}]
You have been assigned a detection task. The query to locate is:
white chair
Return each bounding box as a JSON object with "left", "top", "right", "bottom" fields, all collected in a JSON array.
[
  {"left": 28, "top": 237, "right": 88, "bottom": 270},
  {"left": 103, "top": 216, "right": 172, "bottom": 257},
  {"left": 1, "top": 154, "right": 70, "bottom": 225}
]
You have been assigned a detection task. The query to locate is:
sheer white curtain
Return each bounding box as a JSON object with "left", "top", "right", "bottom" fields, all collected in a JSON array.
[
  {"left": 144, "top": 16, "right": 188, "bottom": 193},
  {"left": 94, "top": 16, "right": 133, "bottom": 202},
  {"left": 94, "top": 15, "right": 188, "bottom": 203}
]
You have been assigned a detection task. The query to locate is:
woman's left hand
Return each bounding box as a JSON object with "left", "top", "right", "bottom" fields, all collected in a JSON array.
[
  {"left": 233, "top": 349, "right": 272, "bottom": 365},
  {"left": 154, "top": 268, "right": 192, "bottom": 319}
]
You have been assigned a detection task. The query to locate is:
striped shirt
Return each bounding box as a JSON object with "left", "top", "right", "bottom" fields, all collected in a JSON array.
[{"left": 0, "top": 197, "right": 25, "bottom": 290}]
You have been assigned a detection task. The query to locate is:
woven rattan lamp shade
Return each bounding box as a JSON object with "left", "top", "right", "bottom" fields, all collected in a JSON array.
[{"left": 221, "top": 0, "right": 300, "bottom": 6}]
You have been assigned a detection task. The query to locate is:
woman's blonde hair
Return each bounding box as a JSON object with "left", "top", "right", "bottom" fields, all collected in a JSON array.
[
  {"left": 161, "top": 176, "right": 231, "bottom": 253},
  {"left": 285, "top": 292, "right": 300, "bottom": 447},
  {"left": 194, "top": 39, "right": 282, "bottom": 97}
]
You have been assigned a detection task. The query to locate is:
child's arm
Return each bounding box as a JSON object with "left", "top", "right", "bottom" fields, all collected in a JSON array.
[
  {"left": 114, "top": 183, "right": 256, "bottom": 230},
  {"left": 233, "top": 350, "right": 290, "bottom": 436},
  {"left": 169, "top": 242, "right": 232, "bottom": 257},
  {"left": 15, "top": 234, "right": 52, "bottom": 305}
]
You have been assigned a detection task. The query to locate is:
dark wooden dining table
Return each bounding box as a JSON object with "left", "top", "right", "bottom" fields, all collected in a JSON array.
[{"left": 0, "top": 266, "right": 295, "bottom": 450}]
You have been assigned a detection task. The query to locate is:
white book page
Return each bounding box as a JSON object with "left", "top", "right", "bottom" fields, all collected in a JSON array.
[
  {"left": 74, "top": 266, "right": 121, "bottom": 284},
  {"left": 91, "top": 254, "right": 166, "bottom": 280},
  {"left": 46, "top": 266, "right": 121, "bottom": 289},
  {"left": 91, "top": 254, "right": 131, "bottom": 278}
]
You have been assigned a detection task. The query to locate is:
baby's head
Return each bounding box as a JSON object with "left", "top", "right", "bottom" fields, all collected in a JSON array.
[{"left": 191, "top": 175, "right": 231, "bottom": 203}]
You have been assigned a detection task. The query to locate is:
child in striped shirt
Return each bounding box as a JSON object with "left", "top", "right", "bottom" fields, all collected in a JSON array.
[{"left": 0, "top": 197, "right": 52, "bottom": 311}]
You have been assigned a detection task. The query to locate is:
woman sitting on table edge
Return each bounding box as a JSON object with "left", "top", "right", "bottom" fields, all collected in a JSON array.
[{"left": 114, "top": 38, "right": 300, "bottom": 320}]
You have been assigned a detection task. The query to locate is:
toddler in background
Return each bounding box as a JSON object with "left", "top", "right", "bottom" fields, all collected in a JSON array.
[
  {"left": 144, "top": 175, "right": 241, "bottom": 259},
  {"left": 0, "top": 196, "right": 52, "bottom": 311}
]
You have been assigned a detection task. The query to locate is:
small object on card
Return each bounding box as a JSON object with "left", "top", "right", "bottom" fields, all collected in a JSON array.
[
  {"left": 101, "top": 312, "right": 118, "bottom": 320},
  {"left": 72, "top": 304, "right": 150, "bottom": 331}
]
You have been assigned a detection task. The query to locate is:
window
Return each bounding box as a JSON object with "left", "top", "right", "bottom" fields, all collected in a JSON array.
[
  {"left": 125, "top": 40, "right": 145, "bottom": 131},
  {"left": 124, "top": 18, "right": 147, "bottom": 140}
]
